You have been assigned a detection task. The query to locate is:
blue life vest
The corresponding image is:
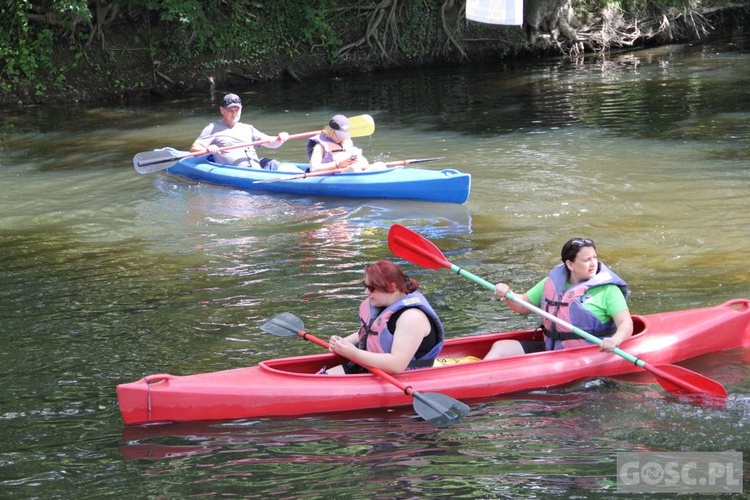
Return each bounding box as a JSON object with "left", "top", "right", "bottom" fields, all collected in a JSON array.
[
  {"left": 357, "top": 292, "right": 444, "bottom": 369},
  {"left": 541, "top": 262, "right": 629, "bottom": 349}
]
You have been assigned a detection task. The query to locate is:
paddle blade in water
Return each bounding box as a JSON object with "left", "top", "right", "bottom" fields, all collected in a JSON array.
[
  {"left": 263, "top": 312, "right": 468, "bottom": 428},
  {"left": 412, "top": 392, "right": 470, "bottom": 428},
  {"left": 387, "top": 224, "right": 451, "bottom": 270},
  {"left": 649, "top": 364, "right": 728, "bottom": 400},
  {"left": 261, "top": 313, "right": 305, "bottom": 337}
]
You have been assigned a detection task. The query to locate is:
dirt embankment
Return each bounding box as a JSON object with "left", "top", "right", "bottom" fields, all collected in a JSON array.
[{"left": 9, "top": 3, "right": 749, "bottom": 106}]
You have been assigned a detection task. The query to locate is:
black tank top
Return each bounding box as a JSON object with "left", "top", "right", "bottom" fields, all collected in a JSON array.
[{"left": 387, "top": 308, "right": 438, "bottom": 358}]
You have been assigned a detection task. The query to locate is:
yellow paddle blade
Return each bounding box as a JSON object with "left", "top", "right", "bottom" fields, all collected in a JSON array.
[{"left": 348, "top": 114, "right": 375, "bottom": 137}]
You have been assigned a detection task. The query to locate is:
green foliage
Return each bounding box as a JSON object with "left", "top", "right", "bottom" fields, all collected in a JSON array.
[
  {"left": 0, "top": 0, "right": 348, "bottom": 99},
  {"left": 51, "top": 0, "right": 92, "bottom": 30},
  {"left": 124, "top": 0, "right": 342, "bottom": 67},
  {"left": 0, "top": 2, "right": 56, "bottom": 95},
  {"left": 0, "top": 0, "right": 722, "bottom": 100},
  {"left": 398, "top": 1, "right": 439, "bottom": 59}
]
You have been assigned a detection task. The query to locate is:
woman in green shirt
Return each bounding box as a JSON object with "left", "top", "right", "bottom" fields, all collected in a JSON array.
[{"left": 485, "top": 237, "right": 633, "bottom": 359}]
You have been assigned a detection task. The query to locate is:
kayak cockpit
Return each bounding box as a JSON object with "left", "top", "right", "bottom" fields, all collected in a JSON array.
[
  {"left": 261, "top": 353, "right": 343, "bottom": 375},
  {"left": 258, "top": 316, "right": 649, "bottom": 376}
]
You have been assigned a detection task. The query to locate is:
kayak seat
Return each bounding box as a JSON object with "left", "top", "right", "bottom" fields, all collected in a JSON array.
[
  {"left": 433, "top": 317, "right": 649, "bottom": 365},
  {"left": 434, "top": 356, "right": 481, "bottom": 366}
]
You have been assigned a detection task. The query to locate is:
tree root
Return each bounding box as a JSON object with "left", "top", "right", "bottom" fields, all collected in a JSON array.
[
  {"left": 337, "top": 0, "right": 468, "bottom": 62},
  {"left": 441, "top": 0, "right": 468, "bottom": 60},
  {"left": 577, "top": 3, "right": 713, "bottom": 53}
]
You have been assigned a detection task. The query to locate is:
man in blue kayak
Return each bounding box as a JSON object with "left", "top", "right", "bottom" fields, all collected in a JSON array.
[{"left": 190, "top": 93, "right": 302, "bottom": 172}]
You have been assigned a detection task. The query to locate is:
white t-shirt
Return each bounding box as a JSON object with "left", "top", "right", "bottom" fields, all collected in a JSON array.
[{"left": 194, "top": 121, "right": 272, "bottom": 166}]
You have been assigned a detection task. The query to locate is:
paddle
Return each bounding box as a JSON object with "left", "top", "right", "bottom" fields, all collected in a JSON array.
[
  {"left": 252, "top": 157, "right": 444, "bottom": 184},
  {"left": 261, "top": 312, "right": 470, "bottom": 428},
  {"left": 133, "top": 114, "right": 376, "bottom": 174},
  {"left": 387, "top": 223, "right": 728, "bottom": 401}
]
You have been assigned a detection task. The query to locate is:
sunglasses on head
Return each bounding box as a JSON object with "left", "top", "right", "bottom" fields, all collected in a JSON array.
[{"left": 571, "top": 238, "right": 594, "bottom": 247}]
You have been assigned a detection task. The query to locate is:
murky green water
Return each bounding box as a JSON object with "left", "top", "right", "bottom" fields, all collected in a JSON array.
[{"left": 1, "top": 34, "right": 749, "bottom": 497}]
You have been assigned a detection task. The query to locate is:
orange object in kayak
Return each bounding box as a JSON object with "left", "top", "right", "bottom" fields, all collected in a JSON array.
[{"left": 117, "top": 299, "right": 750, "bottom": 426}]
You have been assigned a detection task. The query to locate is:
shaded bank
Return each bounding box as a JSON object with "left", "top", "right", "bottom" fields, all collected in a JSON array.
[{"left": 2, "top": 1, "right": 749, "bottom": 105}]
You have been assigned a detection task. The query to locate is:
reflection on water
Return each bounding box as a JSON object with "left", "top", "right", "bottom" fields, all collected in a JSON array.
[
  {"left": 1, "top": 34, "right": 749, "bottom": 497},
  {"left": 116, "top": 380, "right": 750, "bottom": 497},
  {"left": 116, "top": 393, "right": 612, "bottom": 497},
  {"left": 150, "top": 176, "right": 473, "bottom": 235}
]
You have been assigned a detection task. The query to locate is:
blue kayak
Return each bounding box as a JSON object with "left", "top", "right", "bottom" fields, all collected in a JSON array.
[{"left": 164, "top": 154, "right": 471, "bottom": 205}]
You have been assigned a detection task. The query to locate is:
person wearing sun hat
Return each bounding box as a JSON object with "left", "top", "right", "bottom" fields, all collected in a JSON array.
[
  {"left": 305, "top": 114, "right": 386, "bottom": 173},
  {"left": 190, "top": 93, "right": 302, "bottom": 172}
]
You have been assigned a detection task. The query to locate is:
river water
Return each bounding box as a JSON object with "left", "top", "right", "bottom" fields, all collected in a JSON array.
[{"left": 1, "top": 33, "right": 749, "bottom": 498}]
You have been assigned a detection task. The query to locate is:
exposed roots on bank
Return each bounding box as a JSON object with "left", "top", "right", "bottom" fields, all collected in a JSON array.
[
  {"left": 336, "top": 0, "right": 468, "bottom": 62},
  {"left": 577, "top": 4, "right": 713, "bottom": 53}
]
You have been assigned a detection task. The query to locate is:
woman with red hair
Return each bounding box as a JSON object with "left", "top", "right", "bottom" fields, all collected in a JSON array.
[{"left": 326, "top": 260, "right": 445, "bottom": 374}]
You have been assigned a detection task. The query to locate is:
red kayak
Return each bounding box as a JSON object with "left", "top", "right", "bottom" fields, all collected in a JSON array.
[{"left": 117, "top": 299, "right": 750, "bottom": 426}]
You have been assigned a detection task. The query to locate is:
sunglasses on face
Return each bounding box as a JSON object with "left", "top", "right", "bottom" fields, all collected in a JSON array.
[{"left": 362, "top": 281, "right": 377, "bottom": 292}]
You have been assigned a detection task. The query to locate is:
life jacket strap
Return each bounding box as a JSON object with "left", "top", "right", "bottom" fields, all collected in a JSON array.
[{"left": 407, "top": 358, "right": 436, "bottom": 369}]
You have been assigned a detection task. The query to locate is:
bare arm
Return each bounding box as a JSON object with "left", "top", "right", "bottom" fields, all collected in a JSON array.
[
  {"left": 495, "top": 283, "right": 533, "bottom": 314},
  {"left": 599, "top": 309, "right": 633, "bottom": 352},
  {"left": 308, "top": 144, "right": 329, "bottom": 172},
  {"left": 190, "top": 140, "right": 214, "bottom": 153},
  {"left": 260, "top": 132, "right": 289, "bottom": 149},
  {"left": 329, "top": 308, "right": 431, "bottom": 374},
  {"left": 309, "top": 143, "right": 357, "bottom": 173}
]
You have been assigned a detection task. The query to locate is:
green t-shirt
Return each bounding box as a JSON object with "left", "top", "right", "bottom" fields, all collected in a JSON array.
[{"left": 526, "top": 277, "right": 628, "bottom": 324}]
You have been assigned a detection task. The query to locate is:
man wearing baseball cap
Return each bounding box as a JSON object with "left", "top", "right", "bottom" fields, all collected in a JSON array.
[{"left": 190, "top": 93, "right": 301, "bottom": 171}]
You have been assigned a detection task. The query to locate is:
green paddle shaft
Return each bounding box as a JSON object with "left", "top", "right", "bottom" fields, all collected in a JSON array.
[
  {"left": 386, "top": 223, "right": 726, "bottom": 400},
  {"left": 449, "top": 264, "right": 645, "bottom": 365}
]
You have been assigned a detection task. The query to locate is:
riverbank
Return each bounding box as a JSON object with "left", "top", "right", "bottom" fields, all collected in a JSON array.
[{"left": 4, "top": 3, "right": 748, "bottom": 106}]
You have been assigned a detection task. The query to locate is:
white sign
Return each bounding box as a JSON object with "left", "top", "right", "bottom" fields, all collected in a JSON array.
[{"left": 466, "top": 0, "right": 524, "bottom": 26}]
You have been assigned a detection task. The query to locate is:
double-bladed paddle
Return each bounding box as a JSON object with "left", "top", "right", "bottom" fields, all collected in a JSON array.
[
  {"left": 261, "top": 312, "right": 470, "bottom": 428},
  {"left": 386, "top": 223, "right": 728, "bottom": 402},
  {"left": 133, "top": 114, "right": 376, "bottom": 174},
  {"left": 252, "top": 157, "right": 444, "bottom": 184}
]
